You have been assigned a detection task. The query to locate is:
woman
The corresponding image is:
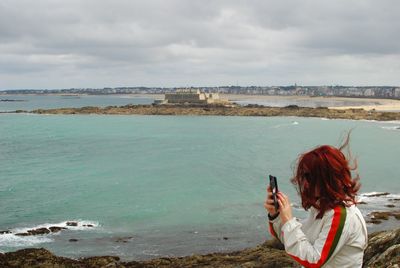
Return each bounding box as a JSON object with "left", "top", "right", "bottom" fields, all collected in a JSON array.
[{"left": 264, "top": 139, "right": 367, "bottom": 268}]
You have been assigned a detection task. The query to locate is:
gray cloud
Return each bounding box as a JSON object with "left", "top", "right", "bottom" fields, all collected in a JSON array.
[{"left": 0, "top": 0, "right": 399, "bottom": 89}]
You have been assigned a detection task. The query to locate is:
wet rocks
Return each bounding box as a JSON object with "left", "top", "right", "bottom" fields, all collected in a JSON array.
[
  {"left": 0, "top": 230, "right": 11, "bottom": 234},
  {"left": 66, "top": 221, "right": 78, "bottom": 227},
  {"left": 1, "top": 228, "right": 399, "bottom": 267},
  {"left": 49, "top": 226, "right": 67, "bottom": 233},
  {"left": 14, "top": 226, "right": 69, "bottom": 236},
  {"left": 366, "top": 219, "right": 382, "bottom": 224},
  {"left": 363, "top": 228, "right": 400, "bottom": 267},
  {"left": 115, "top": 236, "right": 133, "bottom": 243},
  {"left": 15, "top": 227, "right": 51, "bottom": 236},
  {"left": 367, "top": 210, "right": 400, "bottom": 224},
  {"left": 69, "top": 239, "right": 79, "bottom": 242},
  {"left": 363, "top": 192, "right": 390, "bottom": 197}
]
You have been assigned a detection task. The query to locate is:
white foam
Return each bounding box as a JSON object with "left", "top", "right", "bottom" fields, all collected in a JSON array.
[
  {"left": 360, "top": 192, "right": 390, "bottom": 197},
  {"left": 0, "top": 233, "right": 53, "bottom": 248},
  {"left": 0, "top": 220, "right": 100, "bottom": 248},
  {"left": 271, "top": 121, "right": 299, "bottom": 128},
  {"left": 381, "top": 126, "right": 400, "bottom": 130},
  {"left": 10, "top": 220, "right": 100, "bottom": 234},
  {"left": 357, "top": 192, "right": 400, "bottom": 204}
]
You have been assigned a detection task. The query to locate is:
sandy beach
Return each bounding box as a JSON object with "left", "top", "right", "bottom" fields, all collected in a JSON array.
[
  {"left": 328, "top": 100, "right": 400, "bottom": 111},
  {"left": 221, "top": 94, "right": 400, "bottom": 112}
]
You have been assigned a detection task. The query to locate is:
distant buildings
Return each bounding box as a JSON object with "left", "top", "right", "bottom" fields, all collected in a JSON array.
[{"left": 1, "top": 86, "right": 400, "bottom": 99}]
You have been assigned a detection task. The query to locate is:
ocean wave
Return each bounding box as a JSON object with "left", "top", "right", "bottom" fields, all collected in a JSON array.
[
  {"left": 381, "top": 126, "right": 400, "bottom": 131},
  {"left": 357, "top": 192, "right": 400, "bottom": 204},
  {"left": 0, "top": 220, "right": 99, "bottom": 248},
  {"left": 271, "top": 121, "right": 299, "bottom": 128},
  {"left": 0, "top": 233, "right": 53, "bottom": 248}
]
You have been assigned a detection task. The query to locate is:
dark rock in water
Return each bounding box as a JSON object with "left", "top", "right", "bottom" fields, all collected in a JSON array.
[
  {"left": 370, "top": 211, "right": 390, "bottom": 220},
  {"left": 0, "top": 99, "right": 26, "bottom": 102},
  {"left": 28, "top": 228, "right": 51, "bottom": 236},
  {"left": 366, "top": 219, "right": 383, "bottom": 224},
  {"left": 389, "top": 198, "right": 400, "bottom": 202},
  {"left": 385, "top": 204, "right": 396, "bottom": 208},
  {"left": 66, "top": 221, "right": 78, "bottom": 226},
  {"left": 69, "top": 239, "right": 78, "bottom": 242},
  {"left": 15, "top": 228, "right": 51, "bottom": 236},
  {"left": 357, "top": 201, "right": 368, "bottom": 205},
  {"left": 0, "top": 230, "right": 11, "bottom": 234},
  {"left": 364, "top": 192, "right": 390, "bottom": 197},
  {"left": 223, "top": 237, "right": 229, "bottom": 240},
  {"left": 1, "top": 229, "right": 399, "bottom": 267},
  {"left": 49, "top": 226, "right": 67, "bottom": 233},
  {"left": 115, "top": 237, "right": 133, "bottom": 243},
  {"left": 369, "top": 210, "right": 400, "bottom": 221},
  {"left": 15, "top": 232, "right": 30, "bottom": 236},
  {"left": 83, "top": 224, "right": 94, "bottom": 227}
]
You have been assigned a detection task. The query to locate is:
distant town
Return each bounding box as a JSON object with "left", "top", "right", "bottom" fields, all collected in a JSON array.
[{"left": 1, "top": 85, "right": 400, "bottom": 99}]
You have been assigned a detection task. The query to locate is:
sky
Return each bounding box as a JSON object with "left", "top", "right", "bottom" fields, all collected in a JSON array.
[{"left": 1, "top": 0, "right": 400, "bottom": 89}]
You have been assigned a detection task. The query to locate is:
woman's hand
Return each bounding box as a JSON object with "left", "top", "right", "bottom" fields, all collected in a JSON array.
[
  {"left": 277, "top": 192, "right": 293, "bottom": 224},
  {"left": 264, "top": 185, "right": 278, "bottom": 216}
]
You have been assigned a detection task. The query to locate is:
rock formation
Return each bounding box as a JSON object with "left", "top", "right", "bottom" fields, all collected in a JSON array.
[{"left": 0, "top": 228, "right": 399, "bottom": 267}]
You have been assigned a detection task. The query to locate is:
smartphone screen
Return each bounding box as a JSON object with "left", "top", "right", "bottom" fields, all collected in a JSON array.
[{"left": 269, "top": 175, "right": 279, "bottom": 211}]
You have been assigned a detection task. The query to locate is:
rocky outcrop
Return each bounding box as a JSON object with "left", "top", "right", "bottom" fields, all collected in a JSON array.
[
  {"left": 14, "top": 226, "right": 69, "bottom": 236},
  {"left": 15, "top": 228, "right": 51, "bottom": 236},
  {"left": 30, "top": 104, "right": 400, "bottom": 121},
  {"left": 0, "top": 228, "right": 399, "bottom": 268},
  {"left": 363, "top": 228, "right": 400, "bottom": 267},
  {"left": 366, "top": 210, "right": 400, "bottom": 224}
]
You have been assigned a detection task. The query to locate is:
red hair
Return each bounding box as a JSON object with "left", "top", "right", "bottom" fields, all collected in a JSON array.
[{"left": 291, "top": 136, "right": 360, "bottom": 218}]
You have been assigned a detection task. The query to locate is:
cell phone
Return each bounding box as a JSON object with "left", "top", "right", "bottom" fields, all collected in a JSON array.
[{"left": 269, "top": 175, "right": 279, "bottom": 211}]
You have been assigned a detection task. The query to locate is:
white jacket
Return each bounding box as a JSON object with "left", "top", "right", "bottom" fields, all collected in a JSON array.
[{"left": 269, "top": 205, "right": 368, "bottom": 268}]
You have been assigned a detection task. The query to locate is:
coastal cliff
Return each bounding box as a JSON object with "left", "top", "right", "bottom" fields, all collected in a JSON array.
[
  {"left": 1, "top": 228, "right": 399, "bottom": 268},
  {"left": 28, "top": 104, "right": 400, "bottom": 121}
]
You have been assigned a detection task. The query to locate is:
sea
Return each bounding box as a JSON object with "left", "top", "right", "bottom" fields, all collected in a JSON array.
[{"left": 0, "top": 94, "right": 399, "bottom": 260}]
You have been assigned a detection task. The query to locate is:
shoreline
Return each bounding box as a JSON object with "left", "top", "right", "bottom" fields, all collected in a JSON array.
[
  {"left": 223, "top": 94, "right": 400, "bottom": 112},
  {"left": 1, "top": 228, "right": 399, "bottom": 267},
  {"left": 24, "top": 104, "right": 400, "bottom": 121}
]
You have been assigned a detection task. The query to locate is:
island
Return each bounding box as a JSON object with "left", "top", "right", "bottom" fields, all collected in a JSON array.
[{"left": 25, "top": 104, "right": 400, "bottom": 121}]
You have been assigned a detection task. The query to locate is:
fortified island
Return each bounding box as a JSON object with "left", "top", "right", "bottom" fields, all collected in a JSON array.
[
  {"left": 28, "top": 92, "right": 400, "bottom": 121},
  {"left": 155, "top": 88, "right": 229, "bottom": 105}
]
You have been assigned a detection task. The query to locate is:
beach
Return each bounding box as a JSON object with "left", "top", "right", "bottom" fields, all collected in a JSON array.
[{"left": 222, "top": 94, "right": 400, "bottom": 111}]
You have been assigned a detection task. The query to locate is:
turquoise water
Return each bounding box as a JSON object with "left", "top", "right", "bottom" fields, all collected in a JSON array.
[
  {"left": 0, "top": 94, "right": 154, "bottom": 112},
  {"left": 0, "top": 114, "right": 399, "bottom": 260}
]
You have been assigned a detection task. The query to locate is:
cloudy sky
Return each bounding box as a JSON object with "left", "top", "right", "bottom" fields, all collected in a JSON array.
[{"left": 1, "top": 0, "right": 399, "bottom": 89}]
